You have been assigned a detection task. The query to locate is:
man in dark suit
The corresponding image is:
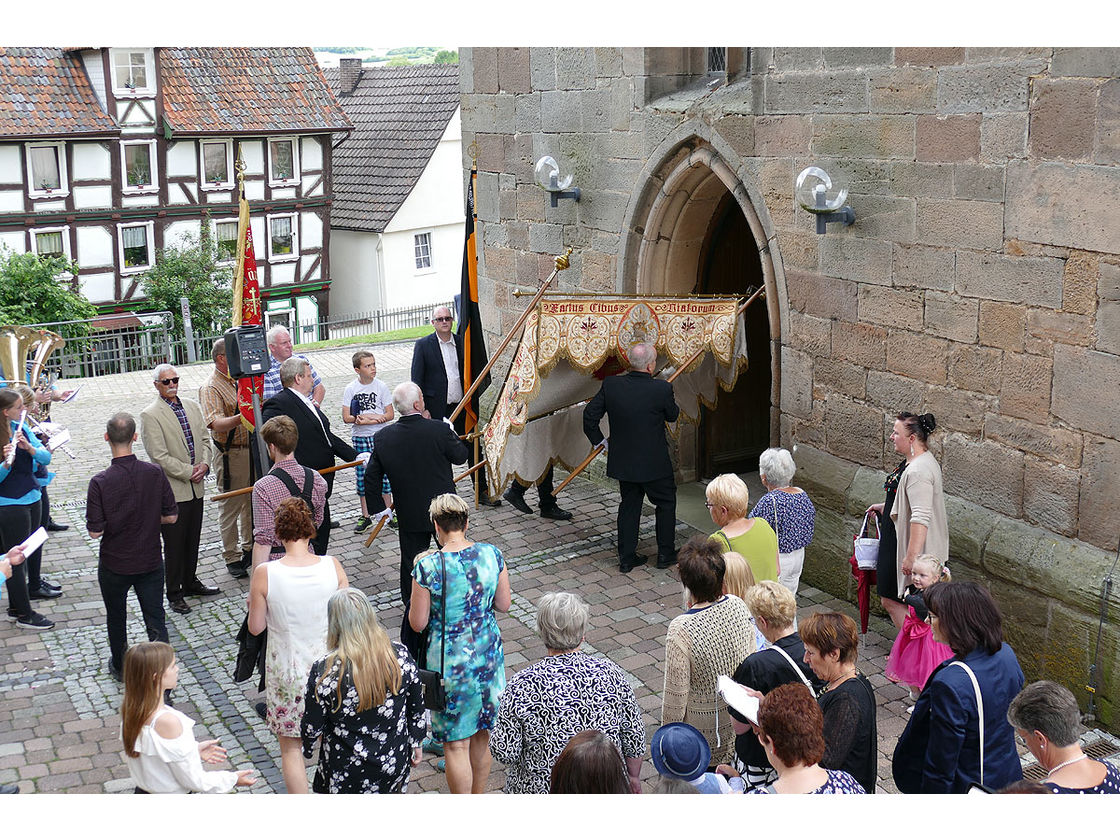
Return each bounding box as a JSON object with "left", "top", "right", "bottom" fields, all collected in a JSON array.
[
  {"left": 261, "top": 356, "right": 360, "bottom": 555},
  {"left": 363, "top": 380, "right": 468, "bottom": 606},
  {"left": 583, "top": 342, "right": 680, "bottom": 573},
  {"left": 410, "top": 305, "right": 499, "bottom": 507}
]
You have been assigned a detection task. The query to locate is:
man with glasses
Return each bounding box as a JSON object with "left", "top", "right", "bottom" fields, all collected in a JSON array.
[
  {"left": 410, "top": 304, "right": 500, "bottom": 507},
  {"left": 199, "top": 338, "right": 253, "bottom": 579},
  {"left": 140, "top": 364, "right": 219, "bottom": 615}
]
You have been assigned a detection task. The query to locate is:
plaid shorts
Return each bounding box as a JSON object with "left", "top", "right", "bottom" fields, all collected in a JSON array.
[{"left": 353, "top": 435, "right": 391, "bottom": 496}]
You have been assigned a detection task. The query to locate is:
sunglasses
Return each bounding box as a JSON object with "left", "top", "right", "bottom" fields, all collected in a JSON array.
[
  {"left": 159, "top": 377, "right": 180, "bottom": 386},
  {"left": 433, "top": 316, "right": 453, "bottom": 323}
]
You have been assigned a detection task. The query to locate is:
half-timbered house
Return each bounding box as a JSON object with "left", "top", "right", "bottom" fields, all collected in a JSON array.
[{"left": 0, "top": 47, "right": 351, "bottom": 332}]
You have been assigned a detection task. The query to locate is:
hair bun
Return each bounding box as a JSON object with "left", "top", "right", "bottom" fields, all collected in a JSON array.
[{"left": 919, "top": 413, "right": 937, "bottom": 434}]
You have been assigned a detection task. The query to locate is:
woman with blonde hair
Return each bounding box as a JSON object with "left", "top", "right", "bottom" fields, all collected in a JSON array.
[
  {"left": 409, "top": 492, "right": 510, "bottom": 794},
  {"left": 248, "top": 497, "right": 348, "bottom": 794},
  {"left": 706, "top": 473, "right": 778, "bottom": 584},
  {"left": 121, "top": 641, "right": 255, "bottom": 793},
  {"left": 301, "top": 587, "right": 426, "bottom": 793},
  {"left": 721, "top": 552, "right": 764, "bottom": 651}
]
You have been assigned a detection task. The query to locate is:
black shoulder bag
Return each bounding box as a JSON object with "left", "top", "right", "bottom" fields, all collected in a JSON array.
[{"left": 417, "top": 551, "right": 448, "bottom": 711}]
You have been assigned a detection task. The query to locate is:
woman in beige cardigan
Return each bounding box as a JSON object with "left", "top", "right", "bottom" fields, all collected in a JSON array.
[{"left": 869, "top": 412, "right": 948, "bottom": 630}]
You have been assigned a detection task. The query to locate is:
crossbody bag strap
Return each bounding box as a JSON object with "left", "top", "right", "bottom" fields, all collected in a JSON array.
[
  {"left": 771, "top": 492, "right": 780, "bottom": 547},
  {"left": 769, "top": 643, "right": 816, "bottom": 698},
  {"left": 950, "top": 661, "right": 985, "bottom": 786}
]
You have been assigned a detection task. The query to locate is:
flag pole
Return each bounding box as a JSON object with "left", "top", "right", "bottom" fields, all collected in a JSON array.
[
  {"left": 363, "top": 459, "right": 489, "bottom": 547},
  {"left": 447, "top": 247, "right": 572, "bottom": 425},
  {"left": 551, "top": 287, "right": 767, "bottom": 497}
]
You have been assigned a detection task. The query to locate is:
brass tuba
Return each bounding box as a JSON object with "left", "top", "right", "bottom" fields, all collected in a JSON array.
[
  {"left": 0, "top": 326, "right": 42, "bottom": 387},
  {"left": 28, "top": 329, "right": 66, "bottom": 389}
]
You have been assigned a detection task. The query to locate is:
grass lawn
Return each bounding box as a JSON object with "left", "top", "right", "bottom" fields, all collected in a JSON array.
[{"left": 299, "top": 325, "right": 434, "bottom": 351}]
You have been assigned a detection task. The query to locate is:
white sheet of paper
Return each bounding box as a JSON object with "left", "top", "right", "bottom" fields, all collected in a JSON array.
[
  {"left": 718, "top": 674, "right": 760, "bottom": 724},
  {"left": 20, "top": 526, "right": 48, "bottom": 556},
  {"left": 47, "top": 429, "right": 71, "bottom": 451},
  {"left": 60, "top": 386, "right": 81, "bottom": 403}
]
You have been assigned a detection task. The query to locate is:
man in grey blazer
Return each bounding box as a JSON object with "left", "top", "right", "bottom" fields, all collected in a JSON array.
[{"left": 140, "top": 364, "right": 219, "bottom": 615}]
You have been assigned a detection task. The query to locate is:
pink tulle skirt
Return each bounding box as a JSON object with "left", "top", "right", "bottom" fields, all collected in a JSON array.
[{"left": 885, "top": 608, "right": 954, "bottom": 689}]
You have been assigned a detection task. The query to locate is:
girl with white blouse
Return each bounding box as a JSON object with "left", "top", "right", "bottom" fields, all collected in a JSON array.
[{"left": 121, "top": 642, "right": 256, "bottom": 794}]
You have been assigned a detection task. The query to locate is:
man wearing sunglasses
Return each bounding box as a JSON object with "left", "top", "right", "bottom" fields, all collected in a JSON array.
[
  {"left": 140, "top": 363, "right": 220, "bottom": 615},
  {"left": 410, "top": 304, "right": 500, "bottom": 507}
]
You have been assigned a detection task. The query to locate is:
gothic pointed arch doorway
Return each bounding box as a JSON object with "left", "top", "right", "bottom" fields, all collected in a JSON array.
[{"left": 623, "top": 140, "right": 778, "bottom": 481}]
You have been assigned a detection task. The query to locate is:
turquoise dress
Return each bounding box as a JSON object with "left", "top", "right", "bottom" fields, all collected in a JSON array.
[{"left": 413, "top": 543, "right": 506, "bottom": 742}]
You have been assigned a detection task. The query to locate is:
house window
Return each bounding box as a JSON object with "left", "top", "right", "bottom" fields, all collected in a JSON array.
[
  {"left": 215, "top": 220, "right": 239, "bottom": 263},
  {"left": 201, "top": 139, "right": 234, "bottom": 189},
  {"left": 267, "top": 214, "right": 298, "bottom": 262},
  {"left": 110, "top": 49, "right": 155, "bottom": 96},
  {"left": 414, "top": 232, "right": 432, "bottom": 270},
  {"left": 31, "top": 227, "right": 71, "bottom": 261},
  {"left": 118, "top": 222, "right": 154, "bottom": 273},
  {"left": 26, "top": 142, "right": 68, "bottom": 198},
  {"left": 707, "top": 48, "right": 727, "bottom": 73},
  {"left": 121, "top": 139, "right": 158, "bottom": 192},
  {"left": 268, "top": 138, "right": 299, "bottom": 185}
]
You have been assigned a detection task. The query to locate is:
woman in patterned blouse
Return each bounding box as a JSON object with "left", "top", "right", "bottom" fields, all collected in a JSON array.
[
  {"left": 490, "top": 592, "right": 645, "bottom": 793},
  {"left": 301, "top": 587, "right": 426, "bottom": 793},
  {"left": 751, "top": 447, "right": 816, "bottom": 599}
]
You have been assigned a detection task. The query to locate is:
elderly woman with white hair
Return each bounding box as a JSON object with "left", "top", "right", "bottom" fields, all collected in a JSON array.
[
  {"left": 750, "top": 448, "right": 815, "bottom": 598},
  {"left": 490, "top": 592, "right": 646, "bottom": 794}
]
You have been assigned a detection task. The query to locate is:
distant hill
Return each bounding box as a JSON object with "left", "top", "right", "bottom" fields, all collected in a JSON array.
[{"left": 314, "top": 47, "right": 457, "bottom": 68}]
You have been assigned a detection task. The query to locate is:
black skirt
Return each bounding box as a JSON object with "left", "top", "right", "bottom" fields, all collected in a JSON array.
[{"left": 876, "top": 467, "right": 904, "bottom": 602}]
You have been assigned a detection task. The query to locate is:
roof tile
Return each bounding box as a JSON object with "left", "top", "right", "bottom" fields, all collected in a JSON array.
[{"left": 0, "top": 47, "right": 118, "bottom": 138}]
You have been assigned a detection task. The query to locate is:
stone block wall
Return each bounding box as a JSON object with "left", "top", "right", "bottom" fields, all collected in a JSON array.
[{"left": 460, "top": 47, "right": 1120, "bottom": 729}]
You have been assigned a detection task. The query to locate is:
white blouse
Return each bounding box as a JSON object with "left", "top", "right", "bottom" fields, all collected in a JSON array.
[{"left": 124, "top": 707, "right": 241, "bottom": 794}]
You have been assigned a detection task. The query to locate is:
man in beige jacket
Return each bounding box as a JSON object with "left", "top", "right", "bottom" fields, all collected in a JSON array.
[{"left": 140, "top": 363, "right": 218, "bottom": 615}]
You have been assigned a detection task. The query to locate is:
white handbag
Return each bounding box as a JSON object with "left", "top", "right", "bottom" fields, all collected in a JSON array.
[{"left": 854, "top": 511, "right": 880, "bottom": 571}]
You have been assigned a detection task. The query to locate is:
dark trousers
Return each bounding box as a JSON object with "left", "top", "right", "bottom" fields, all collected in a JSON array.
[
  {"left": 312, "top": 474, "right": 335, "bottom": 557},
  {"left": 508, "top": 465, "right": 558, "bottom": 506},
  {"left": 98, "top": 563, "right": 168, "bottom": 671},
  {"left": 617, "top": 476, "right": 677, "bottom": 565},
  {"left": 0, "top": 499, "right": 43, "bottom": 616},
  {"left": 397, "top": 527, "right": 437, "bottom": 662},
  {"left": 161, "top": 497, "right": 203, "bottom": 599}
]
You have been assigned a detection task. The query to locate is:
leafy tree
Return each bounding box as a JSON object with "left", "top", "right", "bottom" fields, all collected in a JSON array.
[
  {"left": 0, "top": 248, "right": 97, "bottom": 332},
  {"left": 140, "top": 214, "right": 233, "bottom": 345},
  {"left": 434, "top": 50, "right": 459, "bottom": 64},
  {"left": 387, "top": 56, "right": 412, "bottom": 67}
]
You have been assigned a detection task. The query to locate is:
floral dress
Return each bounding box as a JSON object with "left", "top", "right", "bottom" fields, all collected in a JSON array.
[
  {"left": 301, "top": 643, "right": 426, "bottom": 793},
  {"left": 412, "top": 543, "right": 506, "bottom": 743}
]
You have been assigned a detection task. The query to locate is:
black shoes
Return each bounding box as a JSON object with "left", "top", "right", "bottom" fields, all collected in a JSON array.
[
  {"left": 254, "top": 701, "right": 268, "bottom": 721},
  {"left": 329, "top": 519, "right": 340, "bottom": 529},
  {"left": 45, "top": 521, "right": 68, "bottom": 532},
  {"left": 619, "top": 556, "right": 648, "bottom": 574},
  {"left": 108, "top": 658, "right": 123, "bottom": 683},
  {"left": 478, "top": 495, "right": 502, "bottom": 508},
  {"left": 15, "top": 611, "right": 54, "bottom": 630},
  {"left": 184, "top": 580, "right": 220, "bottom": 596},
  {"left": 540, "top": 504, "right": 573, "bottom": 521},
  {"left": 503, "top": 488, "right": 533, "bottom": 515},
  {"left": 657, "top": 552, "right": 679, "bottom": 569},
  {"left": 227, "top": 563, "right": 249, "bottom": 579},
  {"left": 29, "top": 583, "right": 62, "bottom": 599},
  {"left": 169, "top": 598, "right": 191, "bottom": 615}
]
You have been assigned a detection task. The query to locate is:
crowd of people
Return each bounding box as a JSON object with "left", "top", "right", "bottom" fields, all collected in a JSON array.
[{"left": 1, "top": 309, "right": 1115, "bottom": 797}]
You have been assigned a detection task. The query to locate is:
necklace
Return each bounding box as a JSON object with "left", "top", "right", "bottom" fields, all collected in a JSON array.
[
  {"left": 1046, "top": 754, "right": 1088, "bottom": 778},
  {"left": 825, "top": 668, "right": 858, "bottom": 692}
]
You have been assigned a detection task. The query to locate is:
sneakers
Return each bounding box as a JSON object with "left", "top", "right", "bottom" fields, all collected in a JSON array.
[
  {"left": 15, "top": 611, "right": 54, "bottom": 631},
  {"left": 353, "top": 516, "right": 372, "bottom": 534}
]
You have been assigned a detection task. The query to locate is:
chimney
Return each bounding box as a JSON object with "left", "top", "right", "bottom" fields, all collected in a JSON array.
[{"left": 339, "top": 58, "right": 362, "bottom": 96}]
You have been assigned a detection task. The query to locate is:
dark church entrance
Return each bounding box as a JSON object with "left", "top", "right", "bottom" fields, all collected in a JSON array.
[{"left": 696, "top": 193, "right": 771, "bottom": 479}]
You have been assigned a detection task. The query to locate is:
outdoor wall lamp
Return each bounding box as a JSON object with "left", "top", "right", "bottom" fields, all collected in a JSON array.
[
  {"left": 534, "top": 156, "right": 581, "bottom": 207},
  {"left": 795, "top": 166, "right": 855, "bottom": 234}
]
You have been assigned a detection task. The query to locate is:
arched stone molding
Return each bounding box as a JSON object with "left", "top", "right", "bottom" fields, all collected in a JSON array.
[{"left": 616, "top": 117, "right": 788, "bottom": 436}]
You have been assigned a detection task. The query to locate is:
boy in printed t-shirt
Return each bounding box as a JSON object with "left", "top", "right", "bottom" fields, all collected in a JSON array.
[{"left": 341, "top": 350, "right": 394, "bottom": 532}]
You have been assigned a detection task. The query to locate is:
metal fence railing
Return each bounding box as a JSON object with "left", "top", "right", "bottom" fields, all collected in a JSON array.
[{"left": 28, "top": 299, "right": 451, "bottom": 378}]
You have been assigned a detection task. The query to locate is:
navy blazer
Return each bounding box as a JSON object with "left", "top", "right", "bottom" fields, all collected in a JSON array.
[
  {"left": 892, "top": 642, "right": 1025, "bottom": 793},
  {"left": 410, "top": 332, "right": 462, "bottom": 421},
  {"left": 362, "top": 413, "right": 469, "bottom": 532},
  {"left": 583, "top": 371, "right": 680, "bottom": 483}
]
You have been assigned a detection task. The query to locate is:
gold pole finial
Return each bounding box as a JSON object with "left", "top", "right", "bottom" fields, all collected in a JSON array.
[
  {"left": 555, "top": 247, "right": 573, "bottom": 271},
  {"left": 235, "top": 156, "right": 246, "bottom": 195},
  {"left": 467, "top": 141, "right": 479, "bottom": 165}
]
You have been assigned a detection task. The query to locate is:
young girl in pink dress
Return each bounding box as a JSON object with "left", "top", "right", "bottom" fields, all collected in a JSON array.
[{"left": 885, "top": 554, "right": 953, "bottom": 702}]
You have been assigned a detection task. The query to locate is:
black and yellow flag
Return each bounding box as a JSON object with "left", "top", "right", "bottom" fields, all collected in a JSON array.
[{"left": 456, "top": 165, "right": 490, "bottom": 432}]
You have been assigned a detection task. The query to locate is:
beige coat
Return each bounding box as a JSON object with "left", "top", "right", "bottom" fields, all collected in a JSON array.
[
  {"left": 140, "top": 396, "right": 211, "bottom": 503},
  {"left": 890, "top": 450, "right": 949, "bottom": 595}
]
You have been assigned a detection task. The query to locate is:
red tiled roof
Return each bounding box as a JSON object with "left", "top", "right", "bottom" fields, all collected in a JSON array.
[
  {"left": 161, "top": 48, "right": 351, "bottom": 135},
  {"left": 0, "top": 48, "right": 119, "bottom": 138}
]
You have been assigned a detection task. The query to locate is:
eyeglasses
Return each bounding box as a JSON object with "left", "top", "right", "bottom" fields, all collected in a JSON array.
[
  {"left": 159, "top": 377, "right": 180, "bottom": 386},
  {"left": 433, "top": 316, "right": 453, "bottom": 323},
  {"left": 704, "top": 502, "right": 716, "bottom": 509}
]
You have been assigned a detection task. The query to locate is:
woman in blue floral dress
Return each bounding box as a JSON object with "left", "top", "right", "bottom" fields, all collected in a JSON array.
[{"left": 409, "top": 493, "right": 510, "bottom": 794}]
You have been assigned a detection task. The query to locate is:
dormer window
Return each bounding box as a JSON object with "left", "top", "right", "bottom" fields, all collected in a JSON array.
[
  {"left": 26, "top": 142, "right": 69, "bottom": 199},
  {"left": 110, "top": 49, "right": 156, "bottom": 97}
]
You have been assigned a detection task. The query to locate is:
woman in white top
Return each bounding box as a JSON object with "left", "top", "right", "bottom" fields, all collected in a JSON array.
[
  {"left": 121, "top": 641, "right": 255, "bottom": 794},
  {"left": 249, "top": 496, "right": 348, "bottom": 794}
]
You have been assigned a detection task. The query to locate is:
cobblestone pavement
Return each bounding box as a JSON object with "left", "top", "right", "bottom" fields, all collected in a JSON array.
[{"left": 2, "top": 341, "right": 1115, "bottom": 794}]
